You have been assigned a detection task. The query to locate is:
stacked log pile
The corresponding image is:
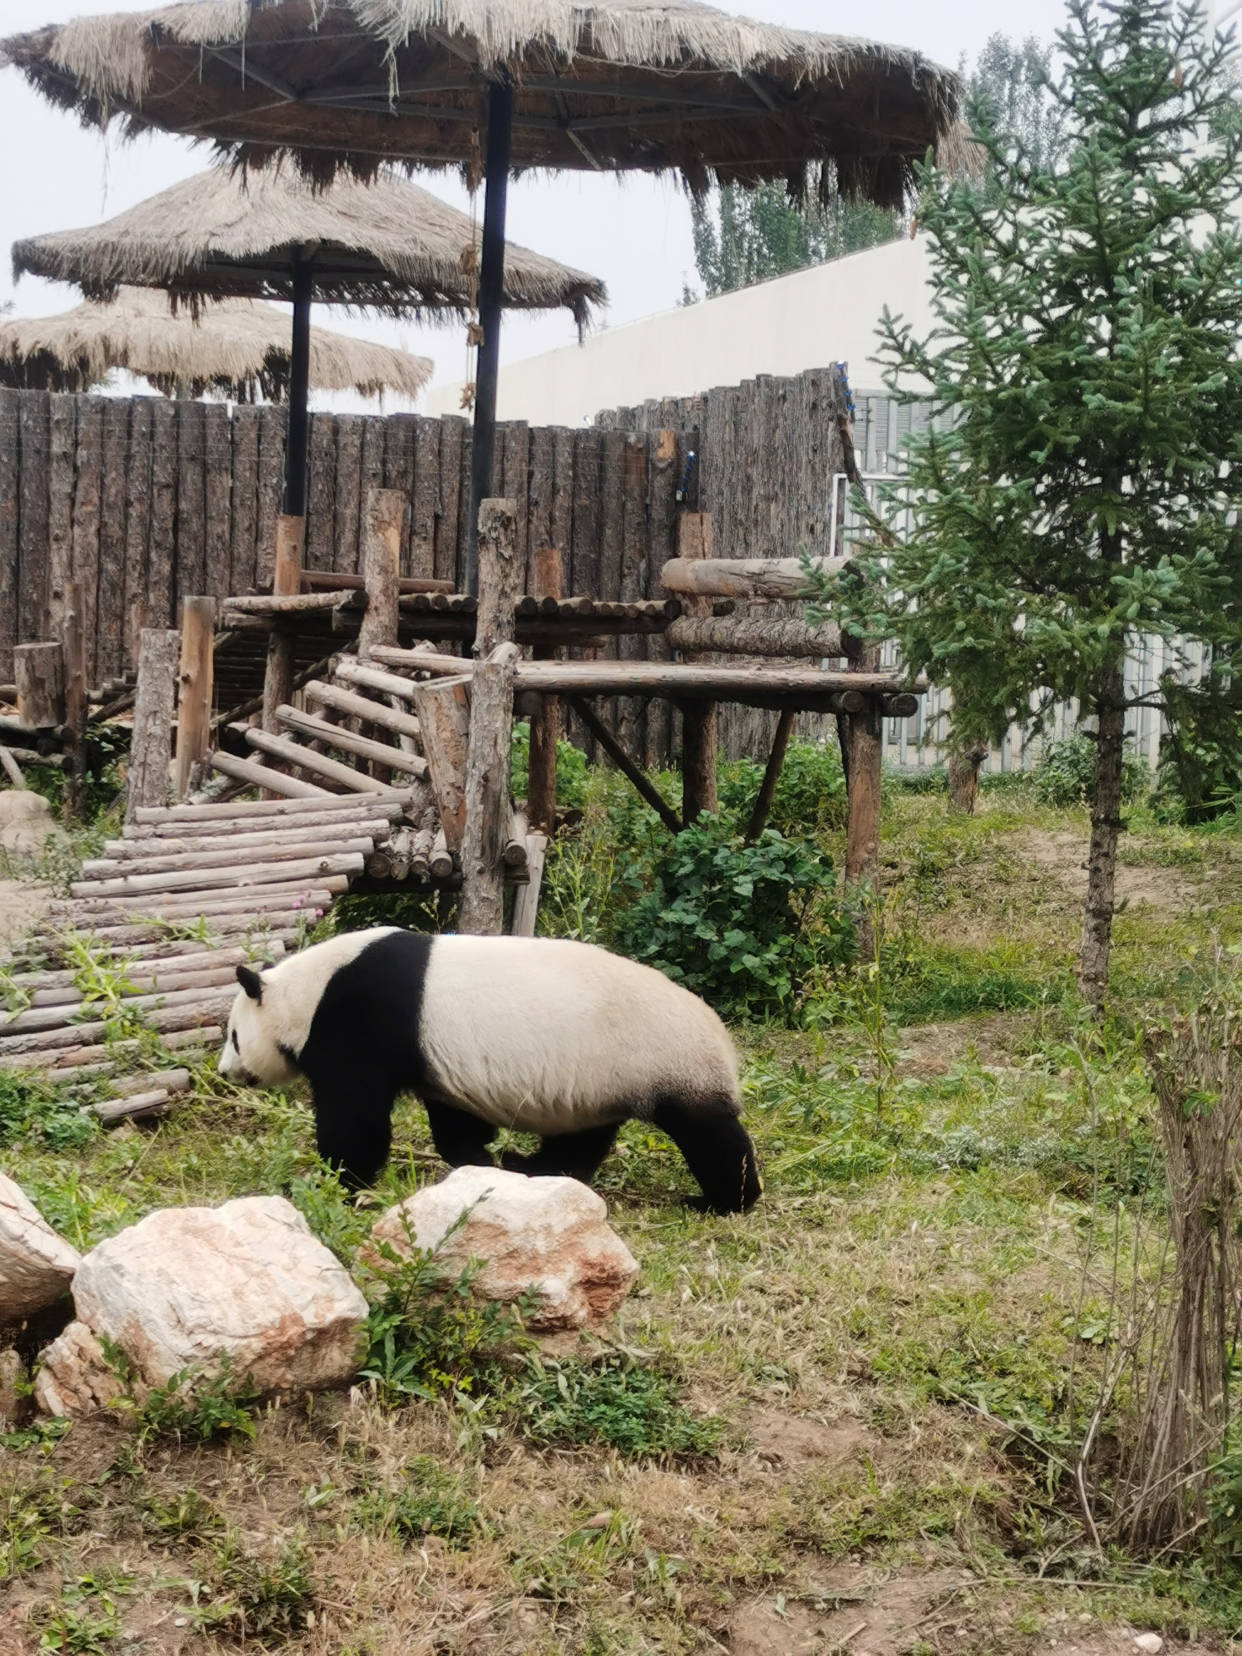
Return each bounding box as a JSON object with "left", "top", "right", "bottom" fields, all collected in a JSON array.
[{"left": 0, "top": 793, "right": 410, "bottom": 1109}]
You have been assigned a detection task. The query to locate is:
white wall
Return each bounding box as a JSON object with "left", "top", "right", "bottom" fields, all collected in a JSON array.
[{"left": 425, "top": 235, "right": 935, "bottom": 427}]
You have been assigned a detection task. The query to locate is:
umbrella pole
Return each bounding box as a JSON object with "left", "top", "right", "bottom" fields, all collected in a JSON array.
[
  {"left": 283, "top": 255, "right": 313, "bottom": 517},
  {"left": 465, "top": 79, "right": 514, "bottom": 599}
]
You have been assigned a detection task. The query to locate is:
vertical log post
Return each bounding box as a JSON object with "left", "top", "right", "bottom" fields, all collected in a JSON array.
[
  {"left": 527, "top": 543, "right": 563, "bottom": 832},
  {"left": 459, "top": 642, "right": 520, "bottom": 936},
  {"left": 411, "top": 677, "right": 470, "bottom": 850},
  {"left": 173, "top": 597, "right": 215, "bottom": 801},
  {"left": 843, "top": 635, "right": 885, "bottom": 956},
  {"left": 261, "top": 514, "right": 304, "bottom": 735},
  {"left": 464, "top": 82, "right": 515, "bottom": 598},
  {"left": 62, "top": 582, "right": 87, "bottom": 819},
  {"left": 358, "top": 487, "right": 405, "bottom": 658},
  {"left": 14, "top": 643, "right": 64, "bottom": 730},
  {"left": 511, "top": 831, "right": 549, "bottom": 937},
  {"left": 674, "top": 511, "right": 717, "bottom": 825},
  {"left": 460, "top": 499, "right": 521, "bottom": 934},
  {"left": 474, "top": 497, "right": 520, "bottom": 656},
  {"left": 843, "top": 695, "right": 883, "bottom": 887},
  {"left": 680, "top": 701, "right": 718, "bottom": 824},
  {"left": 125, "top": 627, "right": 180, "bottom": 825}
]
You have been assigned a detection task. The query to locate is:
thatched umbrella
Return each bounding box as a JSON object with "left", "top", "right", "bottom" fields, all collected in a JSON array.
[
  {"left": 0, "top": 285, "right": 434, "bottom": 402},
  {"left": 1, "top": 0, "right": 959, "bottom": 591},
  {"left": 12, "top": 164, "right": 605, "bottom": 516}
]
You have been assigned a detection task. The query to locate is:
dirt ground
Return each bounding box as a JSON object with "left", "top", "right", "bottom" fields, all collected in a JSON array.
[
  {"left": 1020, "top": 830, "right": 1202, "bottom": 911},
  {"left": 0, "top": 879, "right": 50, "bottom": 953}
]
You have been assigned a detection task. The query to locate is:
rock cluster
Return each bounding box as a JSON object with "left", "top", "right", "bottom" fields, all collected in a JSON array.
[{"left": 1, "top": 1168, "right": 639, "bottom": 1417}]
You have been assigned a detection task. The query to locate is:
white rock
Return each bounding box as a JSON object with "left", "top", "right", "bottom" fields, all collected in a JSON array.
[
  {"left": 0, "top": 1170, "right": 81, "bottom": 1323},
  {"left": 371, "top": 1167, "right": 639, "bottom": 1334},
  {"left": 1133, "top": 1635, "right": 1164, "bottom": 1655},
  {"left": 0, "top": 790, "right": 57, "bottom": 856},
  {"left": 33, "top": 1321, "right": 116, "bottom": 1418},
  {"left": 36, "top": 1196, "right": 367, "bottom": 1415},
  {"left": 0, "top": 1347, "right": 23, "bottom": 1423}
]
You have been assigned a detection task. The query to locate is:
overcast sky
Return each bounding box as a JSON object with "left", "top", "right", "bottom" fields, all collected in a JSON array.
[{"left": 0, "top": 0, "right": 1070, "bottom": 410}]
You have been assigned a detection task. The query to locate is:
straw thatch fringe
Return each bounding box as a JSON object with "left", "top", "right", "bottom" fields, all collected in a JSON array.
[
  {"left": 2, "top": 0, "right": 959, "bottom": 212},
  {"left": 0, "top": 287, "right": 433, "bottom": 401},
  {"left": 13, "top": 166, "right": 604, "bottom": 327}
]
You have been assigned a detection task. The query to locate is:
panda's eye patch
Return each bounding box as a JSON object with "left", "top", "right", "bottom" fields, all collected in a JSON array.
[{"left": 231, "top": 1030, "right": 240, "bottom": 1051}]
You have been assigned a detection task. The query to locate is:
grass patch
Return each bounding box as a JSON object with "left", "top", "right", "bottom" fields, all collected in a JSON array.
[
  {"left": 506, "top": 1357, "right": 725, "bottom": 1461},
  {"left": 4, "top": 785, "right": 1242, "bottom": 1649}
]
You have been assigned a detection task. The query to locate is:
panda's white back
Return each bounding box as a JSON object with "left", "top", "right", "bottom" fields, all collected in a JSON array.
[{"left": 420, "top": 934, "right": 739, "bottom": 1135}]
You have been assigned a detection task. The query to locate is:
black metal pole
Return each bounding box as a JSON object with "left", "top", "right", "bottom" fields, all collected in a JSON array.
[
  {"left": 465, "top": 78, "right": 513, "bottom": 598},
  {"left": 283, "top": 254, "right": 313, "bottom": 517}
]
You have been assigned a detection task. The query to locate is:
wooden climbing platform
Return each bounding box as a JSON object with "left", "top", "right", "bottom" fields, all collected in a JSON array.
[{"left": 0, "top": 791, "right": 415, "bottom": 1114}]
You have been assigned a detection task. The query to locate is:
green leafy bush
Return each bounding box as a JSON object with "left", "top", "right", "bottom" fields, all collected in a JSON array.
[
  {"left": 100, "top": 1345, "right": 261, "bottom": 1445},
  {"left": 1155, "top": 678, "right": 1242, "bottom": 822},
  {"left": 614, "top": 816, "right": 850, "bottom": 1018},
  {"left": 510, "top": 720, "right": 590, "bottom": 813},
  {"left": 360, "top": 1229, "right": 531, "bottom": 1408},
  {"left": 1032, "top": 735, "right": 1149, "bottom": 808},
  {"left": 717, "top": 739, "right": 848, "bottom": 835},
  {"left": 0, "top": 1072, "right": 95, "bottom": 1154}
]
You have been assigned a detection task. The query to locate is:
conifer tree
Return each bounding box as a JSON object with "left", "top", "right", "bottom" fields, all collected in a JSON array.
[{"left": 846, "top": 0, "right": 1242, "bottom": 1006}]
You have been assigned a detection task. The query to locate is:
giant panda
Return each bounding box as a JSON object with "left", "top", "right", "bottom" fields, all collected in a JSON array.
[{"left": 218, "top": 927, "right": 762, "bottom": 1215}]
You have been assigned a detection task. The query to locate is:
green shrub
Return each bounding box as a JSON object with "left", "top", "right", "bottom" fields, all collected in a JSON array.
[
  {"left": 614, "top": 816, "right": 850, "bottom": 1018},
  {"left": 1032, "top": 734, "right": 1149, "bottom": 808},
  {"left": 717, "top": 739, "right": 848, "bottom": 836},
  {"left": 0, "top": 1071, "right": 95, "bottom": 1154},
  {"left": 1155, "top": 678, "right": 1242, "bottom": 823},
  {"left": 510, "top": 720, "right": 590, "bottom": 813},
  {"left": 360, "top": 1228, "right": 532, "bottom": 1408},
  {"left": 101, "top": 1347, "right": 261, "bottom": 1446}
]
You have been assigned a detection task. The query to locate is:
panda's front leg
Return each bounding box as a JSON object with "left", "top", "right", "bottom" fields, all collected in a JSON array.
[{"left": 309, "top": 1066, "right": 395, "bottom": 1191}]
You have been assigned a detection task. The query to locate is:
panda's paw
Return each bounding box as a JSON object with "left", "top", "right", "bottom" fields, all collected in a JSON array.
[{"left": 499, "top": 1150, "right": 534, "bottom": 1174}]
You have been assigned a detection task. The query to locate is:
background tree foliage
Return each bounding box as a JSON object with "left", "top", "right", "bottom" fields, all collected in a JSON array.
[
  {"left": 684, "top": 33, "right": 1062, "bottom": 302},
  {"left": 834, "top": 0, "right": 1242, "bottom": 1007}
]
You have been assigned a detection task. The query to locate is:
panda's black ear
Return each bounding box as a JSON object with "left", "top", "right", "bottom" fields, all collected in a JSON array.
[{"left": 237, "top": 965, "right": 264, "bottom": 1002}]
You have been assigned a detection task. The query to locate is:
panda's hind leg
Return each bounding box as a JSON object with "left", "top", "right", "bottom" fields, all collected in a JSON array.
[
  {"left": 424, "top": 1097, "right": 497, "bottom": 1168},
  {"left": 652, "top": 1096, "right": 762, "bottom": 1215},
  {"left": 501, "top": 1122, "right": 619, "bottom": 1184}
]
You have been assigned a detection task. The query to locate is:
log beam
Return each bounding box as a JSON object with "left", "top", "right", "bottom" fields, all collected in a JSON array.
[
  {"left": 474, "top": 497, "right": 520, "bottom": 657},
  {"left": 412, "top": 676, "right": 470, "bottom": 850},
  {"left": 14, "top": 642, "right": 64, "bottom": 729},
  {"left": 660, "top": 554, "right": 851, "bottom": 601},
  {"left": 679, "top": 700, "right": 718, "bottom": 824},
  {"left": 666, "top": 613, "right": 847, "bottom": 659}
]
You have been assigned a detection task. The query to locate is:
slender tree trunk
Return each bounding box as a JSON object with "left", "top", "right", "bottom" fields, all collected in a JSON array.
[
  {"left": 1078, "top": 662, "right": 1127, "bottom": 1011},
  {"left": 947, "top": 743, "right": 987, "bottom": 815}
]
